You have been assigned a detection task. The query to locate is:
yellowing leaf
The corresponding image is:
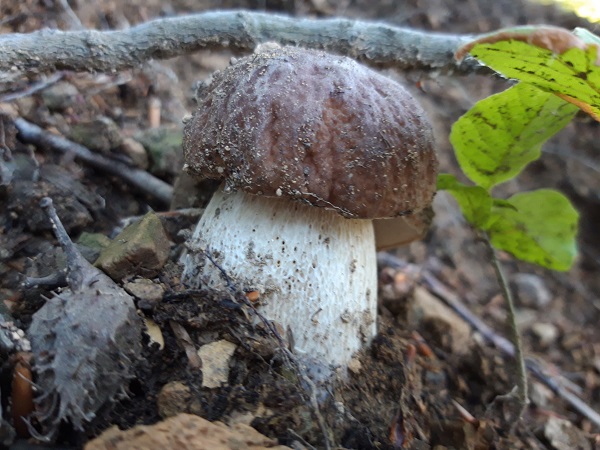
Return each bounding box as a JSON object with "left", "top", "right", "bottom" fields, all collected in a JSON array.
[
  {"left": 456, "top": 26, "right": 600, "bottom": 122},
  {"left": 456, "top": 26, "right": 591, "bottom": 61}
]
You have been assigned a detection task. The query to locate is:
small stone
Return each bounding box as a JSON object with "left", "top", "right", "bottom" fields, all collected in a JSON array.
[
  {"left": 529, "top": 381, "right": 553, "bottom": 408},
  {"left": 157, "top": 381, "right": 191, "bottom": 418},
  {"left": 409, "top": 287, "right": 471, "bottom": 355},
  {"left": 15, "top": 96, "right": 36, "bottom": 119},
  {"left": 0, "top": 102, "right": 19, "bottom": 117},
  {"left": 76, "top": 232, "right": 112, "bottom": 263},
  {"left": 95, "top": 212, "right": 171, "bottom": 280},
  {"left": 380, "top": 263, "right": 421, "bottom": 315},
  {"left": 197, "top": 340, "right": 237, "bottom": 389},
  {"left": 41, "top": 81, "right": 80, "bottom": 111},
  {"left": 69, "top": 116, "right": 123, "bottom": 154},
  {"left": 77, "top": 232, "right": 112, "bottom": 250},
  {"left": 120, "top": 137, "right": 149, "bottom": 170},
  {"left": 124, "top": 278, "right": 165, "bottom": 305},
  {"left": 510, "top": 273, "right": 552, "bottom": 308},
  {"left": 84, "top": 413, "right": 292, "bottom": 450},
  {"left": 531, "top": 322, "right": 559, "bottom": 346},
  {"left": 135, "top": 126, "right": 183, "bottom": 178},
  {"left": 347, "top": 357, "right": 362, "bottom": 375},
  {"left": 541, "top": 416, "right": 591, "bottom": 450}
]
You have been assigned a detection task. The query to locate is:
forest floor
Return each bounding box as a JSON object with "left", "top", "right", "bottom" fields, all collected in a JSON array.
[{"left": 1, "top": 0, "right": 600, "bottom": 449}]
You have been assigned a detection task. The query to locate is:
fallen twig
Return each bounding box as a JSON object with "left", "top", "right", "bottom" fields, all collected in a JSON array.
[
  {"left": 55, "top": 0, "right": 84, "bottom": 30},
  {"left": 0, "top": 73, "right": 64, "bottom": 103},
  {"left": 0, "top": 10, "right": 478, "bottom": 76},
  {"left": 13, "top": 118, "right": 173, "bottom": 206},
  {"left": 524, "top": 358, "right": 600, "bottom": 429},
  {"left": 21, "top": 272, "right": 67, "bottom": 289}
]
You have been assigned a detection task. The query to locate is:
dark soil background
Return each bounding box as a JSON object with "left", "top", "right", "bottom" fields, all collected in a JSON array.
[{"left": 1, "top": 0, "right": 600, "bottom": 449}]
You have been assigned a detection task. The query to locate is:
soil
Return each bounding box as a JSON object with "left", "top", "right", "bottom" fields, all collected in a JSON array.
[{"left": 1, "top": 0, "right": 600, "bottom": 449}]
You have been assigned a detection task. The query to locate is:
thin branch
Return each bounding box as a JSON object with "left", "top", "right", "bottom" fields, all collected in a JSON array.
[
  {"left": 0, "top": 10, "right": 479, "bottom": 76},
  {"left": 13, "top": 118, "right": 173, "bottom": 206},
  {"left": 55, "top": 0, "right": 85, "bottom": 30},
  {"left": 525, "top": 358, "right": 600, "bottom": 429},
  {"left": 0, "top": 72, "right": 64, "bottom": 102}
]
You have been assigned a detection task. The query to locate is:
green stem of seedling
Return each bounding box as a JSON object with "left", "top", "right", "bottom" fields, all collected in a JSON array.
[{"left": 483, "top": 232, "right": 529, "bottom": 429}]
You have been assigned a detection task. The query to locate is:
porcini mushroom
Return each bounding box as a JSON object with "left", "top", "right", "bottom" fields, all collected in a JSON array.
[{"left": 181, "top": 44, "right": 437, "bottom": 376}]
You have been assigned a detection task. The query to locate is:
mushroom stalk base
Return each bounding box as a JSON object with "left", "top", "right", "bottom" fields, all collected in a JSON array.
[{"left": 182, "top": 187, "right": 377, "bottom": 376}]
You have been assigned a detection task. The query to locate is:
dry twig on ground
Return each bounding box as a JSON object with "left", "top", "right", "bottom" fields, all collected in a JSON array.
[{"left": 13, "top": 118, "right": 173, "bottom": 206}]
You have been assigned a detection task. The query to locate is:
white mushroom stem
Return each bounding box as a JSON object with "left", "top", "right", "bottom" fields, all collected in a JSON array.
[{"left": 182, "top": 186, "right": 377, "bottom": 375}]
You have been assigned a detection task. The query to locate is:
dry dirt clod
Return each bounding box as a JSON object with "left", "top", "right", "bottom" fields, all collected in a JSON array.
[
  {"left": 157, "top": 381, "right": 191, "bottom": 418},
  {"left": 84, "top": 413, "right": 293, "bottom": 450},
  {"left": 95, "top": 211, "right": 171, "bottom": 280}
]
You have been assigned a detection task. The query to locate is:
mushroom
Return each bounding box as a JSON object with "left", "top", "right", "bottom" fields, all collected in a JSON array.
[{"left": 181, "top": 44, "right": 437, "bottom": 376}]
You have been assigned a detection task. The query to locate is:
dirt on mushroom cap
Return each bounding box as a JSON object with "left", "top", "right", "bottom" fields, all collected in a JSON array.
[{"left": 183, "top": 45, "right": 438, "bottom": 220}]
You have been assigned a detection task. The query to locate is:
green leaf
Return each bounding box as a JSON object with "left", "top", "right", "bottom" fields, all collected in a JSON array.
[
  {"left": 436, "top": 174, "right": 492, "bottom": 228},
  {"left": 487, "top": 189, "right": 578, "bottom": 271},
  {"left": 450, "top": 82, "right": 578, "bottom": 189},
  {"left": 461, "top": 27, "right": 600, "bottom": 121}
]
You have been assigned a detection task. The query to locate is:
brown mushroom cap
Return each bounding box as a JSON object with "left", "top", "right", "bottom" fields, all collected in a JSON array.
[{"left": 183, "top": 44, "right": 437, "bottom": 220}]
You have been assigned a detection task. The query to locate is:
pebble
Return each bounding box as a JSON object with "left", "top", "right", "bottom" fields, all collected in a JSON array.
[
  {"left": 41, "top": 81, "right": 80, "bottom": 111},
  {"left": 510, "top": 273, "right": 552, "bottom": 308},
  {"left": 541, "top": 416, "right": 591, "bottom": 450},
  {"left": 531, "top": 322, "right": 559, "bottom": 346},
  {"left": 124, "top": 278, "right": 165, "bottom": 306},
  {"left": 95, "top": 212, "right": 171, "bottom": 280}
]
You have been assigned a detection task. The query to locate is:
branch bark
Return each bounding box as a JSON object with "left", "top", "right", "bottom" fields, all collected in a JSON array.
[{"left": 0, "top": 10, "right": 478, "bottom": 76}]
